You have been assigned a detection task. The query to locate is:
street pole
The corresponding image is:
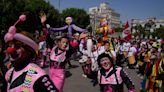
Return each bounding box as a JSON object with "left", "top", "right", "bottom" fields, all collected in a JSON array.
[
  {"left": 58, "top": 0, "right": 62, "bottom": 36},
  {"left": 58, "top": 0, "right": 61, "bottom": 12}
]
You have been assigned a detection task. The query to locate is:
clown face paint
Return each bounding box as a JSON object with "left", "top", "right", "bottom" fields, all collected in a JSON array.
[
  {"left": 100, "top": 57, "right": 112, "bottom": 70},
  {"left": 58, "top": 38, "right": 68, "bottom": 50},
  {"left": 6, "top": 41, "right": 26, "bottom": 65},
  {"left": 104, "top": 43, "right": 109, "bottom": 51}
]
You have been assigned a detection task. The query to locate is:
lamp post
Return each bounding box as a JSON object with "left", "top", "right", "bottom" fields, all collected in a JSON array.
[
  {"left": 58, "top": 0, "right": 61, "bottom": 12},
  {"left": 58, "top": 0, "right": 62, "bottom": 36}
]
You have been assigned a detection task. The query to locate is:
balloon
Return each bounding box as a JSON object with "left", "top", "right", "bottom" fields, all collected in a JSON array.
[
  {"left": 14, "top": 33, "right": 38, "bottom": 52},
  {"left": 8, "top": 26, "right": 16, "bottom": 34},
  {"left": 19, "top": 15, "right": 26, "bottom": 21},
  {"left": 4, "top": 33, "right": 14, "bottom": 42}
]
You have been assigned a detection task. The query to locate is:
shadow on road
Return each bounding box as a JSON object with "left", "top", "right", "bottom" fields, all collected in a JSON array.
[
  {"left": 65, "top": 70, "right": 72, "bottom": 78},
  {"left": 67, "top": 64, "right": 79, "bottom": 69}
]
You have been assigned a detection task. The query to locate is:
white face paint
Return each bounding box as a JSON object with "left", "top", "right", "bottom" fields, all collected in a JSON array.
[
  {"left": 100, "top": 57, "right": 112, "bottom": 70},
  {"left": 58, "top": 38, "right": 68, "bottom": 50}
]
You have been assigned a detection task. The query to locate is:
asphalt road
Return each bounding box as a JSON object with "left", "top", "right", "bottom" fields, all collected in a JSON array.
[
  {"left": 43, "top": 55, "right": 142, "bottom": 92},
  {"left": 61, "top": 60, "right": 142, "bottom": 92}
]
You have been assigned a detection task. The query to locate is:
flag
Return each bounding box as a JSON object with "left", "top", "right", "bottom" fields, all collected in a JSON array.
[{"left": 122, "top": 21, "right": 132, "bottom": 41}]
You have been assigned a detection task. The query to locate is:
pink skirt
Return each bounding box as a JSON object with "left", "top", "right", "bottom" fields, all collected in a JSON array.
[{"left": 49, "top": 68, "right": 65, "bottom": 92}]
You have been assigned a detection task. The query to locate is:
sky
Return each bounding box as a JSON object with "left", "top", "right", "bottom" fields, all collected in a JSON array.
[{"left": 48, "top": 0, "right": 164, "bottom": 23}]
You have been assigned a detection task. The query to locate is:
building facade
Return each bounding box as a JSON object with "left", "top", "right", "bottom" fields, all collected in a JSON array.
[
  {"left": 89, "top": 2, "right": 121, "bottom": 34},
  {"left": 131, "top": 18, "right": 164, "bottom": 39}
]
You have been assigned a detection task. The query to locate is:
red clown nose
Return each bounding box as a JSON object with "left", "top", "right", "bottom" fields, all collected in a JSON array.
[{"left": 6, "top": 47, "right": 16, "bottom": 54}]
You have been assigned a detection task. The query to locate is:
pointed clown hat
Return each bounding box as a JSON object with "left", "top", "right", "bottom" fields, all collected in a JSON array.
[{"left": 4, "top": 14, "right": 38, "bottom": 53}]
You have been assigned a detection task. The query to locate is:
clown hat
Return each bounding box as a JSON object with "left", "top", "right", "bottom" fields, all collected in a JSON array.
[{"left": 4, "top": 15, "right": 38, "bottom": 52}]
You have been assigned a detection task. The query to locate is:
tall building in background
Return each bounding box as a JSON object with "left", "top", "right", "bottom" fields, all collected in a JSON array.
[{"left": 89, "top": 2, "right": 121, "bottom": 33}]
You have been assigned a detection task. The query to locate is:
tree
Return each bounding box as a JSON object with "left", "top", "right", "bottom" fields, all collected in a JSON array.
[
  {"left": 133, "top": 24, "right": 145, "bottom": 38},
  {"left": 154, "top": 26, "right": 164, "bottom": 38},
  {"left": 0, "top": 0, "right": 60, "bottom": 33},
  {"left": 61, "top": 8, "right": 90, "bottom": 28},
  {"left": 114, "top": 27, "right": 123, "bottom": 32}
]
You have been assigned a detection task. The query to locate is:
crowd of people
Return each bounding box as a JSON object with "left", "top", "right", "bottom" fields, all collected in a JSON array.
[{"left": 0, "top": 13, "right": 164, "bottom": 92}]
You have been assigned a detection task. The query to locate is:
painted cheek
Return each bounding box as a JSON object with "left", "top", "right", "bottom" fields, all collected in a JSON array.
[{"left": 16, "top": 48, "right": 22, "bottom": 54}]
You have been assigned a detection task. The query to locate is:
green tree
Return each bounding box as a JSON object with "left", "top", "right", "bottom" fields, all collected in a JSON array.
[
  {"left": 61, "top": 8, "right": 90, "bottom": 28},
  {"left": 154, "top": 26, "right": 164, "bottom": 38},
  {"left": 114, "top": 27, "right": 123, "bottom": 32},
  {"left": 0, "top": 0, "right": 60, "bottom": 33},
  {"left": 133, "top": 24, "right": 144, "bottom": 37}
]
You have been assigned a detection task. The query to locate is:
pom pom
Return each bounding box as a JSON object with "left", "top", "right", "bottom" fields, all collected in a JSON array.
[
  {"left": 19, "top": 15, "right": 26, "bottom": 21},
  {"left": 8, "top": 26, "right": 16, "bottom": 34}
]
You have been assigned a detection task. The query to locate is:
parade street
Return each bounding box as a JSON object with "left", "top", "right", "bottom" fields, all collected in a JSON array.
[{"left": 45, "top": 59, "right": 142, "bottom": 92}]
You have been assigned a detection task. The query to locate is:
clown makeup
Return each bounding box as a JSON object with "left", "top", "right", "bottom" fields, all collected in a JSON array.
[
  {"left": 58, "top": 38, "right": 68, "bottom": 50},
  {"left": 104, "top": 43, "right": 109, "bottom": 51},
  {"left": 100, "top": 57, "right": 112, "bottom": 70},
  {"left": 6, "top": 41, "right": 25, "bottom": 62},
  {"left": 6, "top": 41, "right": 32, "bottom": 71}
]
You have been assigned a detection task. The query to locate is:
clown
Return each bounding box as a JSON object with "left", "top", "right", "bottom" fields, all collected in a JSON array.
[
  {"left": 40, "top": 14, "right": 87, "bottom": 67},
  {"left": 49, "top": 36, "right": 69, "bottom": 92},
  {"left": 4, "top": 15, "right": 59, "bottom": 92},
  {"left": 97, "top": 53, "right": 135, "bottom": 92}
]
